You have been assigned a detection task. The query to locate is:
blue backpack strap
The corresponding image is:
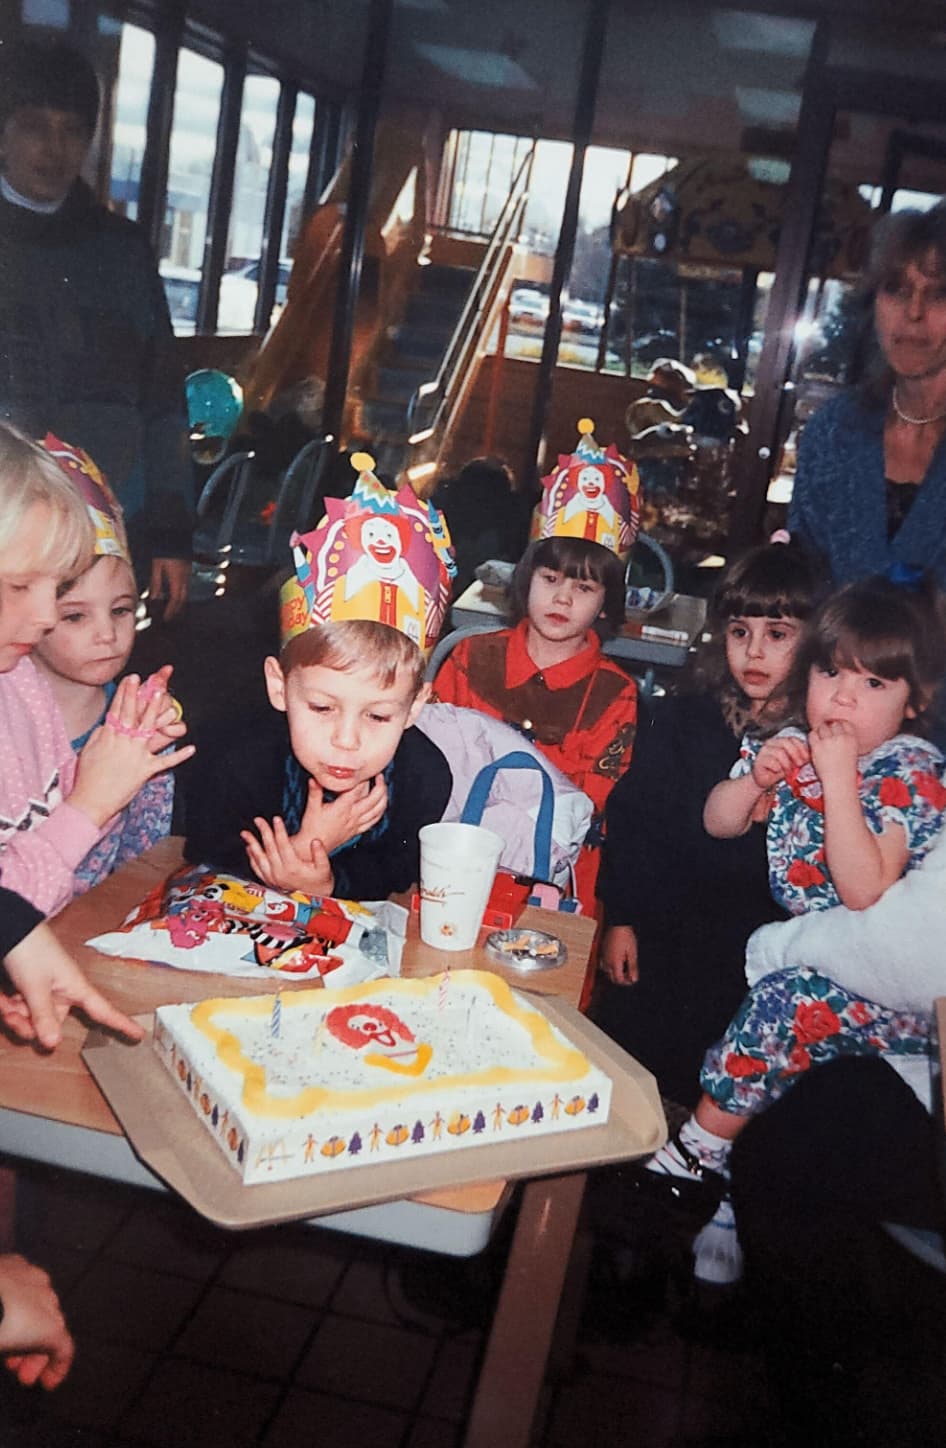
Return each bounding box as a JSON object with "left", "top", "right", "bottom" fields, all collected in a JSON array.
[{"left": 459, "top": 750, "right": 554, "bottom": 881}]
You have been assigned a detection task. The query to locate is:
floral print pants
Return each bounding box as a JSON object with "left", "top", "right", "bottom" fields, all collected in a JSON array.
[{"left": 700, "top": 967, "right": 931, "bottom": 1115}]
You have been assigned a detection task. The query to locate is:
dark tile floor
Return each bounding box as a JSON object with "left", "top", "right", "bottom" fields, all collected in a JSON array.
[{"left": 0, "top": 1161, "right": 775, "bottom": 1448}]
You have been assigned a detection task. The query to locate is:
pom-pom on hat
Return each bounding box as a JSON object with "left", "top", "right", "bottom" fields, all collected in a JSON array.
[
  {"left": 532, "top": 417, "right": 641, "bottom": 559},
  {"left": 41, "top": 434, "right": 130, "bottom": 564},
  {"left": 279, "top": 451, "right": 456, "bottom": 652}
]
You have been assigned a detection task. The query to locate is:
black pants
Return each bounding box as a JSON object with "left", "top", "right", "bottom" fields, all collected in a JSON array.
[{"left": 731, "top": 1056, "right": 946, "bottom": 1447}]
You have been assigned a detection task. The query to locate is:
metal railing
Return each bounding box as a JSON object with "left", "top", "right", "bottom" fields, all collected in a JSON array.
[{"left": 404, "top": 144, "right": 535, "bottom": 464}]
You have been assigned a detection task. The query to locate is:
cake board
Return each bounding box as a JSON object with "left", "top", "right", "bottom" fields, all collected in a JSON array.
[{"left": 82, "top": 997, "right": 666, "bottom": 1230}]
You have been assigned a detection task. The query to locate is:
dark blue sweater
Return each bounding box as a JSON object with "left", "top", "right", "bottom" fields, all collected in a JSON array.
[{"left": 789, "top": 390, "right": 946, "bottom": 589}]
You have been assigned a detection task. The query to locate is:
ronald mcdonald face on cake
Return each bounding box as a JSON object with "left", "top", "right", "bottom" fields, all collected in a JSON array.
[{"left": 534, "top": 417, "right": 642, "bottom": 560}]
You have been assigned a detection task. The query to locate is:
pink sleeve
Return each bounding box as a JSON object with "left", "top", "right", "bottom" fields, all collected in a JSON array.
[
  {"left": 0, "top": 658, "right": 104, "bottom": 916},
  {"left": 0, "top": 801, "right": 103, "bottom": 916}
]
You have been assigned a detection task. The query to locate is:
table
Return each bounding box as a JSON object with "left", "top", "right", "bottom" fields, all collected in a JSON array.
[
  {"left": 448, "top": 579, "right": 707, "bottom": 674},
  {"left": 0, "top": 840, "right": 663, "bottom": 1448}
]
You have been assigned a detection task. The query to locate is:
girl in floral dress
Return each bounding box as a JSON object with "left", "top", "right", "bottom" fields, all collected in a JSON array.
[{"left": 645, "top": 574, "right": 946, "bottom": 1282}]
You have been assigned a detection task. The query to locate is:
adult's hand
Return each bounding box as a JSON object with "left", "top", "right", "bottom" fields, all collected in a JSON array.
[
  {"left": 149, "top": 557, "right": 190, "bottom": 621},
  {"left": 0, "top": 1253, "right": 74, "bottom": 1389},
  {"left": 2, "top": 921, "right": 144, "bottom": 1050},
  {"left": 599, "top": 924, "right": 639, "bottom": 985}
]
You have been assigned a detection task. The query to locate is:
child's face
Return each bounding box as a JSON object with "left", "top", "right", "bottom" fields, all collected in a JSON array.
[
  {"left": 33, "top": 555, "right": 137, "bottom": 688},
  {"left": 527, "top": 566, "right": 605, "bottom": 648},
  {"left": 725, "top": 615, "right": 802, "bottom": 711},
  {"left": 264, "top": 657, "right": 427, "bottom": 794},
  {"left": 0, "top": 501, "right": 59, "bottom": 673},
  {"left": 806, "top": 660, "right": 914, "bottom": 756}
]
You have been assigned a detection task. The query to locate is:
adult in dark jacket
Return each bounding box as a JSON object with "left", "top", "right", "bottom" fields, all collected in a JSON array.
[
  {"left": 730, "top": 828, "right": 946, "bottom": 1447},
  {"left": 593, "top": 690, "right": 786, "bottom": 1107},
  {"left": 0, "top": 39, "right": 193, "bottom": 617}
]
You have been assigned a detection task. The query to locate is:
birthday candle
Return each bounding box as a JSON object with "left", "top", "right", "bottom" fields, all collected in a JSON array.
[
  {"left": 271, "top": 992, "right": 282, "bottom": 1039},
  {"left": 437, "top": 970, "right": 449, "bottom": 1011}
]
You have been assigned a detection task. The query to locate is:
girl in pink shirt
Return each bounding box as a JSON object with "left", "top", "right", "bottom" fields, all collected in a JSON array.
[{"left": 0, "top": 426, "right": 194, "bottom": 915}]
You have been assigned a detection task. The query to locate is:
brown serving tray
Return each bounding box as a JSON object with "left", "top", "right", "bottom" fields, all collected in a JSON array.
[{"left": 82, "top": 996, "right": 666, "bottom": 1230}]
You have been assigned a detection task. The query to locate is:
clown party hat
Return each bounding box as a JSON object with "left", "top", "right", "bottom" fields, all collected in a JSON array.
[
  {"left": 41, "top": 434, "right": 130, "bottom": 563},
  {"left": 532, "top": 417, "right": 641, "bottom": 559},
  {"left": 280, "top": 451, "right": 456, "bottom": 652}
]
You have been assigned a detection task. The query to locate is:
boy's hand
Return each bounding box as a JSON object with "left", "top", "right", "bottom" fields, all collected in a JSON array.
[
  {"left": 240, "top": 778, "right": 388, "bottom": 899},
  {"left": 241, "top": 817, "right": 335, "bottom": 898},
  {"left": 599, "top": 925, "right": 639, "bottom": 986},
  {"left": 750, "top": 734, "right": 810, "bottom": 792},
  {"left": 808, "top": 720, "right": 860, "bottom": 789},
  {"left": 298, "top": 776, "right": 388, "bottom": 857}
]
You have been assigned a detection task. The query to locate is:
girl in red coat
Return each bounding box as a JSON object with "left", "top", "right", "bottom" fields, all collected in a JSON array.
[{"left": 431, "top": 534, "right": 637, "bottom": 911}]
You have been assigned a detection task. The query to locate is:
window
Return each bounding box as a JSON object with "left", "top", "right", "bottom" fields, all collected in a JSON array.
[
  {"left": 280, "top": 92, "right": 316, "bottom": 261},
  {"left": 446, "top": 130, "right": 533, "bottom": 237},
  {"left": 221, "top": 71, "right": 281, "bottom": 334},
  {"left": 108, "top": 24, "right": 155, "bottom": 222},
  {"left": 22, "top": 0, "right": 69, "bottom": 25},
  {"left": 158, "top": 47, "right": 224, "bottom": 334}
]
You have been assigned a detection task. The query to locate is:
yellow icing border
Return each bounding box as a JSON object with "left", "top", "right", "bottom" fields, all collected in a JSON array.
[{"left": 187, "top": 971, "right": 593, "bottom": 1119}]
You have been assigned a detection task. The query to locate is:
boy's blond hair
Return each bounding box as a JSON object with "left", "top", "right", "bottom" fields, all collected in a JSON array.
[
  {"left": 280, "top": 619, "right": 426, "bottom": 696},
  {"left": 0, "top": 424, "right": 93, "bottom": 581}
]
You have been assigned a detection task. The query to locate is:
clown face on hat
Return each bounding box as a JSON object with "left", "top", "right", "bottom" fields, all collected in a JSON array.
[
  {"left": 533, "top": 418, "right": 641, "bottom": 560},
  {"left": 280, "top": 452, "right": 455, "bottom": 654}
]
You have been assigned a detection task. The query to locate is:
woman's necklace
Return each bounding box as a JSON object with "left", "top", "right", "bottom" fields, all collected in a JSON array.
[{"left": 892, "top": 386, "right": 946, "bottom": 426}]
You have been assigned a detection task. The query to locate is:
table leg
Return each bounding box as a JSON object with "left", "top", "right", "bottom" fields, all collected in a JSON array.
[{"left": 463, "top": 1170, "right": 587, "bottom": 1448}]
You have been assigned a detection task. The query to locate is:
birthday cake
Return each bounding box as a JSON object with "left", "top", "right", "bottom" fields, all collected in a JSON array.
[{"left": 152, "top": 971, "right": 612, "bottom": 1185}]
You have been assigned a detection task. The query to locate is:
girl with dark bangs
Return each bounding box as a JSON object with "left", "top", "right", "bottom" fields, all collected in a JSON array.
[
  {"left": 593, "top": 542, "right": 818, "bottom": 1109},
  {"left": 643, "top": 573, "right": 946, "bottom": 1286},
  {"left": 430, "top": 536, "right": 636, "bottom": 912}
]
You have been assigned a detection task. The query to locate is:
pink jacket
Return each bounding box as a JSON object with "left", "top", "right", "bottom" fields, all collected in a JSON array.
[{"left": 0, "top": 657, "right": 102, "bottom": 915}]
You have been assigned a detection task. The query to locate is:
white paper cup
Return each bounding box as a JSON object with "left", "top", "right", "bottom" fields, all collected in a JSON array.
[{"left": 418, "top": 822, "right": 504, "bottom": 951}]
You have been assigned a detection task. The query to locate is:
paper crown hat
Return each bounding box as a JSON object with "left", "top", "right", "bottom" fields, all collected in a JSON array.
[
  {"left": 41, "top": 433, "right": 131, "bottom": 564},
  {"left": 532, "top": 417, "right": 641, "bottom": 559},
  {"left": 279, "top": 452, "right": 456, "bottom": 653}
]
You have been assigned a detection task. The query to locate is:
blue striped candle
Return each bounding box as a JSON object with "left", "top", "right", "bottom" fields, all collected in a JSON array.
[{"left": 271, "top": 992, "right": 282, "bottom": 1039}]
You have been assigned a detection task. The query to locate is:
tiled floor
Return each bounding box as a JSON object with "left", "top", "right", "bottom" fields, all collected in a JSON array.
[{"left": 0, "top": 1161, "right": 775, "bottom": 1448}]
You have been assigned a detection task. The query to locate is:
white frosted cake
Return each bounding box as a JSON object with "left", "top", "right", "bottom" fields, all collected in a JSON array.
[{"left": 152, "top": 970, "right": 611, "bottom": 1185}]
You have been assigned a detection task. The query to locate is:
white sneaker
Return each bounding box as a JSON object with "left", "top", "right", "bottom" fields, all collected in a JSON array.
[{"left": 693, "top": 1197, "right": 743, "bottom": 1285}]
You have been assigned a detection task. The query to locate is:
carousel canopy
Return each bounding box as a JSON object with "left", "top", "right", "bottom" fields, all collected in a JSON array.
[{"left": 612, "top": 154, "right": 873, "bottom": 277}]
